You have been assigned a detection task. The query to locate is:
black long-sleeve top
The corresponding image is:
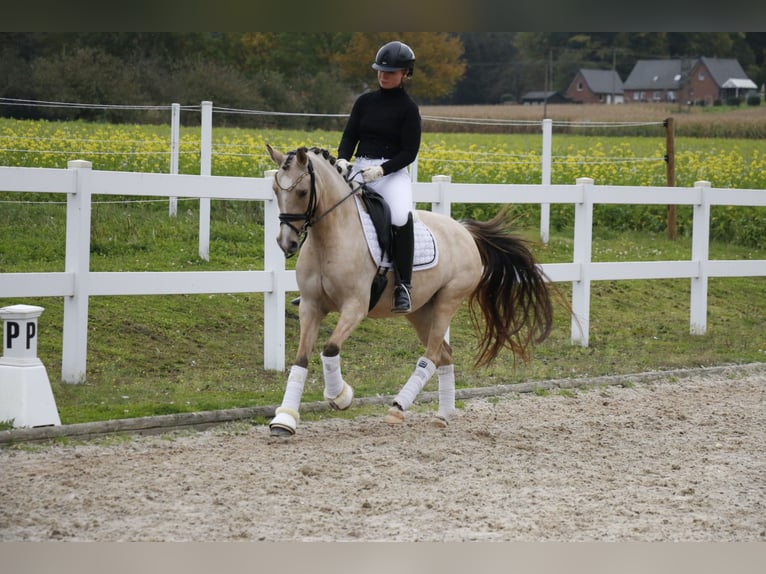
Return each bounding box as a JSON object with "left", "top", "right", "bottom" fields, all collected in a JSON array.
[{"left": 337, "top": 86, "right": 421, "bottom": 175}]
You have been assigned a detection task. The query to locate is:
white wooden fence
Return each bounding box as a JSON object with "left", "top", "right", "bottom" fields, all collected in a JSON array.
[{"left": 1, "top": 160, "right": 765, "bottom": 383}]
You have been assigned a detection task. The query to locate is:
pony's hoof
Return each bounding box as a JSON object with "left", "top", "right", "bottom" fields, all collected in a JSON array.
[
  {"left": 269, "top": 425, "right": 294, "bottom": 438},
  {"left": 384, "top": 406, "right": 405, "bottom": 425},
  {"left": 325, "top": 381, "right": 354, "bottom": 411},
  {"left": 269, "top": 410, "right": 297, "bottom": 436},
  {"left": 430, "top": 415, "right": 449, "bottom": 429}
]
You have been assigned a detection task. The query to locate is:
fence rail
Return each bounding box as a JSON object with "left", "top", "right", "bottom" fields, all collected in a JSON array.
[{"left": 1, "top": 161, "right": 765, "bottom": 383}]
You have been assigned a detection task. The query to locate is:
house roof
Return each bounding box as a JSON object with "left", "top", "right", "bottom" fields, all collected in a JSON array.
[
  {"left": 722, "top": 78, "right": 758, "bottom": 89},
  {"left": 579, "top": 69, "right": 624, "bottom": 94},
  {"left": 699, "top": 57, "right": 753, "bottom": 88},
  {"left": 623, "top": 59, "right": 690, "bottom": 90},
  {"left": 521, "top": 91, "right": 561, "bottom": 100}
]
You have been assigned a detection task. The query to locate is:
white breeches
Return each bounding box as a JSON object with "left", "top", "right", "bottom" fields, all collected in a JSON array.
[{"left": 352, "top": 157, "right": 413, "bottom": 226}]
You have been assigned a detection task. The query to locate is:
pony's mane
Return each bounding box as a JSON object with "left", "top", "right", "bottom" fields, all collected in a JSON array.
[{"left": 281, "top": 146, "right": 345, "bottom": 179}]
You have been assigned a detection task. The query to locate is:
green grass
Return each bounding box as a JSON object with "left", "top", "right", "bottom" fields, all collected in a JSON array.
[
  {"left": 1, "top": 212, "right": 763, "bottom": 424},
  {"left": 1, "top": 118, "right": 765, "bottom": 425}
]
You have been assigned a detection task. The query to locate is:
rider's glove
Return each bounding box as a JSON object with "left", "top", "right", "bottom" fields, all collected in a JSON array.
[
  {"left": 361, "top": 165, "right": 384, "bottom": 183},
  {"left": 336, "top": 158, "right": 350, "bottom": 177}
]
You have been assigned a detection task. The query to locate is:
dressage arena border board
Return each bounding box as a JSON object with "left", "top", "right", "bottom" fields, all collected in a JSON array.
[{"left": 1, "top": 362, "right": 763, "bottom": 446}]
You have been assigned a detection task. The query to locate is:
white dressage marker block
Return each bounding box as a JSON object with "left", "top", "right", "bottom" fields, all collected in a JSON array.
[{"left": 0, "top": 304, "right": 61, "bottom": 428}]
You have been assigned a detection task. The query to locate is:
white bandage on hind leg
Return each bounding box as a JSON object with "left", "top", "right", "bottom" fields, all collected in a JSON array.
[
  {"left": 393, "top": 357, "right": 436, "bottom": 411},
  {"left": 321, "top": 353, "right": 344, "bottom": 400},
  {"left": 437, "top": 364, "right": 456, "bottom": 419},
  {"left": 278, "top": 365, "right": 308, "bottom": 416}
]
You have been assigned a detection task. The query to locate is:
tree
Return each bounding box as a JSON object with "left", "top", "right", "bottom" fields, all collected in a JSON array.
[
  {"left": 331, "top": 33, "right": 466, "bottom": 102},
  {"left": 452, "top": 33, "right": 521, "bottom": 104}
]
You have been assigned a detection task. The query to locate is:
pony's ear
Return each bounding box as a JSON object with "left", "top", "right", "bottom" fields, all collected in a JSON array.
[
  {"left": 266, "top": 144, "right": 283, "bottom": 165},
  {"left": 296, "top": 147, "right": 308, "bottom": 166}
]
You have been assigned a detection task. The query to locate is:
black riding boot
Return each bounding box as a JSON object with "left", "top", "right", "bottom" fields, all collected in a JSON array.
[{"left": 391, "top": 212, "right": 414, "bottom": 313}]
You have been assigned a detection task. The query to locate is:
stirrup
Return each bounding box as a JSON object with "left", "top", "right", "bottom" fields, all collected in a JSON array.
[{"left": 391, "top": 284, "right": 411, "bottom": 313}]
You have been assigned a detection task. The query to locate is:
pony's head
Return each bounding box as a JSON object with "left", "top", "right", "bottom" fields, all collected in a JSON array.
[{"left": 266, "top": 145, "right": 350, "bottom": 257}]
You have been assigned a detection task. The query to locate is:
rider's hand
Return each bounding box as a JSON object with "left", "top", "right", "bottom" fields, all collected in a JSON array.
[
  {"left": 361, "top": 165, "right": 384, "bottom": 183},
  {"left": 336, "top": 158, "right": 350, "bottom": 177}
]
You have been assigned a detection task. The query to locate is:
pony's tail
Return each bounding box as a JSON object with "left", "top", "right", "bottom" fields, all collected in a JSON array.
[{"left": 462, "top": 210, "right": 555, "bottom": 368}]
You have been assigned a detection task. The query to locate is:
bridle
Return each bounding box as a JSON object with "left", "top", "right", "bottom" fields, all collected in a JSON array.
[{"left": 274, "top": 157, "right": 361, "bottom": 257}]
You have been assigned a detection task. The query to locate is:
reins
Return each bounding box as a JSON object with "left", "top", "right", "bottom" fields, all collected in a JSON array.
[{"left": 274, "top": 156, "right": 362, "bottom": 257}]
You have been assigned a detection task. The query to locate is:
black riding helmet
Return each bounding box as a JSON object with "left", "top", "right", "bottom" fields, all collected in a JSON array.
[{"left": 372, "top": 41, "right": 416, "bottom": 77}]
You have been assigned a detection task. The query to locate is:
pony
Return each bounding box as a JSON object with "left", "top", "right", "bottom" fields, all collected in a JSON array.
[{"left": 266, "top": 145, "right": 555, "bottom": 436}]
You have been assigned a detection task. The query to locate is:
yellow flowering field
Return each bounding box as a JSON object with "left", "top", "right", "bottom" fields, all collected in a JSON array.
[{"left": 1, "top": 118, "right": 764, "bottom": 246}]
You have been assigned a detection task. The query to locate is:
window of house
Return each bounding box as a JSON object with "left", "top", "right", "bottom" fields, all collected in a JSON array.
[
  {"left": 577, "top": 82, "right": 583, "bottom": 91},
  {"left": 698, "top": 72, "right": 705, "bottom": 81}
]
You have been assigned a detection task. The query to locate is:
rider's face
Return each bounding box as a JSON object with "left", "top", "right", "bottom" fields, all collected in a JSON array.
[{"left": 377, "top": 69, "right": 407, "bottom": 89}]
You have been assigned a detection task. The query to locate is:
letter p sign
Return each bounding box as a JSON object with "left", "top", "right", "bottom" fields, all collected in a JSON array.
[{"left": 0, "top": 304, "right": 44, "bottom": 363}]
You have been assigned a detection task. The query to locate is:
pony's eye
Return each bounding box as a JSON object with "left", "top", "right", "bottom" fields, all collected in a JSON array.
[{"left": 298, "top": 190, "right": 308, "bottom": 198}]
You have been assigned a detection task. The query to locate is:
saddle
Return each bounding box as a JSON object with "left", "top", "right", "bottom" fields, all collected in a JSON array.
[{"left": 355, "top": 187, "right": 438, "bottom": 310}]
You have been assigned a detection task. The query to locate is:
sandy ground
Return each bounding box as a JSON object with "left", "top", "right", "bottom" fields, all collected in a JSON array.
[{"left": 1, "top": 367, "right": 764, "bottom": 542}]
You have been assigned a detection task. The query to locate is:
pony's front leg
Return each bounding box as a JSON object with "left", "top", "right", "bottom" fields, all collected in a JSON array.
[
  {"left": 270, "top": 365, "right": 308, "bottom": 436},
  {"left": 319, "top": 303, "right": 368, "bottom": 411},
  {"left": 321, "top": 352, "right": 354, "bottom": 410},
  {"left": 269, "top": 304, "right": 323, "bottom": 437}
]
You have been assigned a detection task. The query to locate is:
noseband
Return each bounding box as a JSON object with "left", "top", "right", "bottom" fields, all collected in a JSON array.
[{"left": 274, "top": 156, "right": 361, "bottom": 257}]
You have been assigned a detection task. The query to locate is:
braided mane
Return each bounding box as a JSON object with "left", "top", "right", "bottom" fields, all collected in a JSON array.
[{"left": 281, "top": 146, "right": 348, "bottom": 181}]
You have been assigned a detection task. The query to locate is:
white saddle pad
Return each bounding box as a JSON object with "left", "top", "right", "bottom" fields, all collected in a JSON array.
[{"left": 354, "top": 195, "right": 438, "bottom": 271}]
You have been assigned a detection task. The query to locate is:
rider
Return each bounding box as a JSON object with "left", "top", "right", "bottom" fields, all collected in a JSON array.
[{"left": 335, "top": 40, "right": 421, "bottom": 313}]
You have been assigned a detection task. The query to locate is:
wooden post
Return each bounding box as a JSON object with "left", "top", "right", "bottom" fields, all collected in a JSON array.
[{"left": 665, "top": 117, "right": 677, "bottom": 240}]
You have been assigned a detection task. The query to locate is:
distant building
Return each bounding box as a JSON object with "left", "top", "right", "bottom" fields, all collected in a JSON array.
[
  {"left": 520, "top": 91, "right": 569, "bottom": 105},
  {"left": 623, "top": 57, "right": 756, "bottom": 105},
  {"left": 565, "top": 69, "right": 624, "bottom": 104},
  {"left": 681, "top": 57, "right": 757, "bottom": 105},
  {"left": 623, "top": 59, "right": 685, "bottom": 103}
]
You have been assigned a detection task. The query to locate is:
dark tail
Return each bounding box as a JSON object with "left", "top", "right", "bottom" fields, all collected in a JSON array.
[{"left": 462, "top": 210, "right": 555, "bottom": 368}]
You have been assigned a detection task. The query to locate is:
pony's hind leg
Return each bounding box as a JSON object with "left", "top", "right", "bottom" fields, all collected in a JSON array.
[
  {"left": 434, "top": 364, "right": 456, "bottom": 426},
  {"left": 384, "top": 356, "right": 437, "bottom": 424},
  {"left": 384, "top": 304, "right": 457, "bottom": 426}
]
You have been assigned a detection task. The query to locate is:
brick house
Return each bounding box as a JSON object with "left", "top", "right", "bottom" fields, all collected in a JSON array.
[
  {"left": 623, "top": 59, "right": 685, "bottom": 103},
  {"left": 624, "top": 57, "right": 756, "bottom": 105},
  {"left": 565, "top": 69, "right": 624, "bottom": 104},
  {"left": 681, "top": 57, "right": 757, "bottom": 105}
]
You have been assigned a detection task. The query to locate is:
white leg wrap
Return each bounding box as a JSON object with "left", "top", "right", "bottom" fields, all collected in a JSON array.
[
  {"left": 321, "top": 353, "right": 354, "bottom": 410},
  {"left": 321, "top": 353, "right": 344, "bottom": 400},
  {"left": 436, "top": 364, "right": 456, "bottom": 420},
  {"left": 393, "top": 357, "right": 436, "bottom": 411},
  {"left": 280, "top": 365, "right": 308, "bottom": 412},
  {"left": 270, "top": 365, "right": 308, "bottom": 434}
]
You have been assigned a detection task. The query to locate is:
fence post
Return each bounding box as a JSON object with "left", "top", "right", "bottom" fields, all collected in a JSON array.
[
  {"left": 169, "top": 102, "right": 180, "bottom": 217},
  {"left": 540, "top": 118, "right": 553, "bottom": 244},
  {"left": 262, "top": 169, "right": 286, "bottom": 371},
  {"left": 431, "top": 175, "right": 451, "bottom": 217},
  {"left": 690, "top": 180, "right": 711, "bottom": 335},
  {"left": 61, "top": 160, "right": 93, "bottom": 384},
  {"left": 571, "top": 177, "right": 594, "bottom": 347},
  {"left": 410, "top": 155, "right": 418, "bottom": 183},
  {"left": 665, "top": 117, "right": 677, "bottom": 240},
  {"left": 199, "top": 100, "right": 212, "bottom": 261}
]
